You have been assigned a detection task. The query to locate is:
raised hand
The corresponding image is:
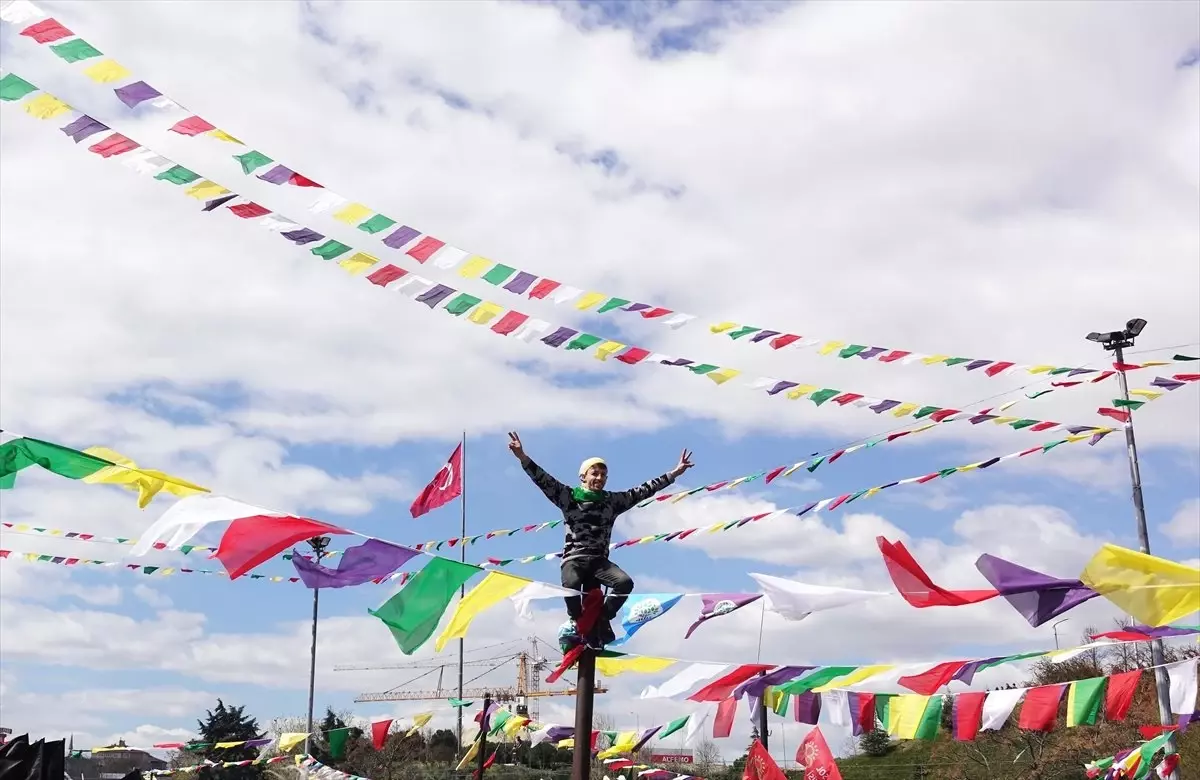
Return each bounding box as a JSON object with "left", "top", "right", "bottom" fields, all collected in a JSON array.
[
  {"left": 508, "top": 431, "right": 527, "bottom": 461},
  {"left": 670, "top": 448, "right": 694, "bottom": 478}
]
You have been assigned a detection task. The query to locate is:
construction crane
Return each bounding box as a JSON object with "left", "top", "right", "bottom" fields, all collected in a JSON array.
[{"left": 338, "top": 637, "right": 607, "bottom": 721}]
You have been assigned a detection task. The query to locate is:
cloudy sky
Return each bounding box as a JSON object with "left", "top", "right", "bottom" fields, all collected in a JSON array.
[{"left": 1, "top": 0, "right": 1198, "bottom": 766}]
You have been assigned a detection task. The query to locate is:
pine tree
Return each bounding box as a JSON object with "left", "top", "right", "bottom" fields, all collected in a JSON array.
[
  {"left": 859, "top": 728, "right": 892, "bottom": 757},
  {"left": 311, "top": 707, "right": 363, "bottom": 767},
  {"left": 195, "top": 699, "right": 264, "bottom": 780}
]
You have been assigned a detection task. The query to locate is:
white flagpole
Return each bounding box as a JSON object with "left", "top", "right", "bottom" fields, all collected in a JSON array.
[{"left": 456, "top": 430, "right": 467, "bottom": 755}]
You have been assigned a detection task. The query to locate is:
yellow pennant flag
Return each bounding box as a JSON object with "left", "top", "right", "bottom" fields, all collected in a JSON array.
[
  {"left": 81, "top": 447, "right": 209, "bottom": 508},
  {"left": 332, "top": 202, "right": 373, "bottom": 225},
  {"left": 277, "top": 733, "right": 308, "bottom": 752},
  {"left": 184, "top": 181, "right": 229, "bottom": 200},
  {"left": 597, "top": 731, "right": 638, "bottom": 759},
  {"left": 406, "top": 713, "right": 433, "bottom": 736},
  {"left": 1080, "top": 544, "right": 1200, "bottom": 627},
  {"left": 706, "top": 368, "right": 741, "bottom": 385},
  {"left": 457, "top": 255, "right": 492, "bottom": 279},
  {"left": 83, "top": 59, "right": 131, "bottom": 84},
  {"left": 813, "top": 665, "right": 894, "bottom": 692},
  {"left": 503, "top": 716, "right": 529, "bottom": 736},
  {"left": 785, "top": 384, "right": 819, "bottom": 400},
  {"left": 455, "top": 736, "right": 480, "bottom": 770},
  {"left": 887, "top": 695, "right": 930, "bottom": 740},
  {"left": 594, "top": 655, "right": 675, "bottom": 676},
  {"left": 337, "top": 252, "right": 380, "bottom": 276},
  {"left": 434, "top": 572, "right": 531, "bottom": 652},
  {"left": 467, "top": 302, "right": 504, "bottom": 326},
  {"left": 214, "top": 742, "right": 245, "bottom": 749},
  {"left": 594, "top": 341, "right": 625, "bottom": 361},
  {"left": 574, "top": 292, "right": 607, "bottom": 311},
  {"left": 24, "top": 93, "right": 71, "bottom": 119},
  {"left": 892, "top": 403, "right": 918, "bottom": 417}
]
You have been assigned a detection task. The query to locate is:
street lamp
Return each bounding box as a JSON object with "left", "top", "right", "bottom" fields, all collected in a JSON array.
[
  {"left": 1085, "top": 318, "right": 1178, "bottom": 780},
  {"left": 1051, "top": 619, "right": 1069, "bottom": 650}
]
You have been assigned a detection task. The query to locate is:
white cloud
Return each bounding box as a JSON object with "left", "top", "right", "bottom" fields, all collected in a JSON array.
[{"left": 1160, "top": 497, "right": 1200, "bottom": 552}]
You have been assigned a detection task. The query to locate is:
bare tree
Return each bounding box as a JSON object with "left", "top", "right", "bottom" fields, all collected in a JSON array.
[{"left": 692, "top": 736, "right": 723, "bottom": 774}]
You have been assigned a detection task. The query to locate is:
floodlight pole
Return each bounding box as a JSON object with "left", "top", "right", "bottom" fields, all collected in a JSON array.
[
  {"left": 754, "top": 671, "right": 769, "bottom": 751},
  {"left": 303, "top": 535, "right": 330, "bottom": 756},
  {"left": 572, "top": 649, "right": 597, "bottom": 780},
  {"left": 1087, "top": 319, "right": 1178, "bottom": 780}
]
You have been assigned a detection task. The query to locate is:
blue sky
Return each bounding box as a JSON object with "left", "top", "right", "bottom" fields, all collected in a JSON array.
[{"left": 0, "top": 0, "right": 1198, "bottom": 765}]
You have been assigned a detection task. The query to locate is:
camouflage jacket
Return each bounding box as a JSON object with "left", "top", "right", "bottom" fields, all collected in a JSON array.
[{"left": 520, "top": 459, "right": 675, "bottom": 561}]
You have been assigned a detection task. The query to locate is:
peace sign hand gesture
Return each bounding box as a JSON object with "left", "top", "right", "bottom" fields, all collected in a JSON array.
[
  {"left": 507, "top": 432, "right": 528, "bottom": 463},
  {"left": 669, "top": 448, "right": 694, "bottom": 479}
]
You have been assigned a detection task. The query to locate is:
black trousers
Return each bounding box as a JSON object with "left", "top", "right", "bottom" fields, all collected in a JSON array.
[{"left": 561, "top": 556, "right": 634, "bottom": 621}]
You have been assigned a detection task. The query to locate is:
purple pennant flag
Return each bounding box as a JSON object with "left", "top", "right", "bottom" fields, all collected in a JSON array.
[
  {"left": 964, "top": 359, "right": 992, "bottom": 371},
  {"left": 292, "top": 539, "right": 419, "bottom": 589},
  {"left": 1066, "top": 425, "right": 1097, "bottom": 435},
  {"left": 975, "top": 553, "right": 1099, "bottom": 627},
  {"left": 749, "top": 330, "right": 781, "bottom": 343},
  {"left": 870, "top": 399, "right": 901, "bottom": 414},
  {"left": 281, "top": 228, "right": 324, "bottom": 245},
  {"left": 766, "top": 381, "right": 798, "bottom": 396},
  {"left": 1122, "top": 625, "right": 1200, "bottom": 640},
  {"left": 1067, "top": 368, "right": 1096, "bottom": 377},
  {"left": 1152, "top": 376, "right": 1186, "bottom": 391},
  {"left": 244, "top": 739, "right": 273, "bottom": 749},
  {"left": 202, "top": 194, "right": 237, "bottom": 212},
  {"left": 969, "top": 414, "right": 997, "bottom": 424},
  {"left": 382, "top": 225, "right": 421, "bottom": 249},
  {"left": 503, "top": 271, "right": 536, "bottom": 295},
  {"left": 60, "top": 114, "right": 108, "bottom": 143},
  {"left": 857, "top": 346, "right": 886, "bottom": 360},
  {"left": 631, "top": 726, "right": 662, "bottom": 753},
  {"left": 257, "top": 164, "right": 296, "bottom": 185},
  {"left": 951, "top": 657, "right": 1004, "bottom": 686},
  {"left": 793, "top": 692, "right": 821, "bottom": 724},
  {"left": 849, "top": 692, "right": 871, "bottom": 735},
  {"left": 660, "top": 358, "right": 694, "bottom": 367},
  {"left": 734, "top": 666, "right": 813, "bottom": 700},
  {"left": 114, "top": 81, "right": 162, "bottom": 108},
  {"left": 685, "top": 593, "right": 763, "bottom": 639},
  {"left": 545, "top": 726, "right": 573, "bottom": 743},
  {"left": 541, "top": 326, "right": 577, "bottom": 348},
  {"left": 416, "top": 284, "right": 454, "bottom": 308}
]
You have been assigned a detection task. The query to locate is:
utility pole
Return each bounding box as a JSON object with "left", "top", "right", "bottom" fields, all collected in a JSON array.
[
  {"left": 754, "top": 671, "right": 769, "bottom": 751},
  {"left": 303, "top": 535, "right": 330, "bottom": 756},
  {"left": 572, "top": 649, "right": 597, "bottom": 780},
  {"left": 457, "top": 431, "right": 467, "bottom": 756},
  {"left": 1085, "top": 317, "right": 1178, "bottom": 780},
  {"left": 478, "top": 691, "right": 491, "bottom": 780}
]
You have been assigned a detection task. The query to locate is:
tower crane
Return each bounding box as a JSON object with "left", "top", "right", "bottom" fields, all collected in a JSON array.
[{"left": 336, "top": 636, "right": 607, "bottom": 721}]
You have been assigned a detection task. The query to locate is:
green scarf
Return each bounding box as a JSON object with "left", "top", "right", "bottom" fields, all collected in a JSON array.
[{"left": 572, "top": 486, "right": 604, "bottom": 502}]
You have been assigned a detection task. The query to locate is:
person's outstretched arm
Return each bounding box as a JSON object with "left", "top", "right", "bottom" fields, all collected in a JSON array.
[
  {"left": 609, "top": 449, "right": 694, "bottom": 514},
  {"left": 508, "top": 431, "right": 572, "bottom": 510}
]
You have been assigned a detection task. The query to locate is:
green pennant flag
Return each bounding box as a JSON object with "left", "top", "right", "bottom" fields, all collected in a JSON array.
[
  {"left": 326, "top": 727, "right": 352, "bottom": 760},
  {"left": 444, "top": 293, "right": 482, "bottom": 316},
  {"left": 875, "top": 694, "right": 893, "bottom": 727},
  {"left": 1066, "top": 677, "right": 1106, "bottom": 727},
  {"left": 806, "top": 456, "right": 825, "bottom": 473},
  {"left": 1173, "top": 354, "right": 1198, "bottom": 361},
  {"left": 1010, "top": 419, "right": 1039, "bottom": 430},
  {"left": 913, "top": 406, "right": 939, "bottom": 419},
  {"left": 233, "top": 150, "right": 273, "bottom": 174},
  {"left": 0, "top": 437, "right": 114, "bottom": 489},
  {"left": 838, "top": 345, "right": 867, "bottom": 359},
  {"left": 369, "top": 558, "right": 480, "bottom": 654},
  {"left": 488, "top": 710, "right": 511, "bottom": 736},
  {"left": 1026, "top": 389, "right": 1054, "bottom": 399},
  {"left": 565, "top": 334, "right": 602, "bottom": 351},
  {"left": 448, "top": 698, "right": 474, "bottom": 708},
  {"left": 808, "top": 389, "right": 839, "bottom": 406},
  {"left": 772, "top": 689, "right": 790, "bottom": 717},
  {"left": 155, "top": 165, "right": 200, "bottom": 185},
  {"left": 481, "top": 264, "right": 516, "bottom": 285},
  {"left": 914, "top": 696, "right": 943, "bottom": 739},
  {"left": 311, "top": 240, "right": 352, "bottom": 260},
  {"left": 727, "top": 326, "right": 760, "bottom": 340},
  {"left": 688, "top": 364, "right": 720, "bottom": 375},
  {"left": 357, "top": 214, "right": 396, "bottom": 235},
  {"left": 1113, "top": 398, "right": 1145, "bottom": 410},
  {"left": 597, "top": 297, "right": 631, "bottom": 314},
  {"left": 50, "top": 39, "right": 102, "bottom": 63},
  {"left": 658, "top": 715, "right": 689, "bottom": 740},
  {"left": 779, "top": 666, "right": 858, "bottom": 694},
  {"left": 0, "top": 73, "right": 37, "bottom": 102},
  {"left": 943, "top": 357, "right": 970, "bottom": 367}
]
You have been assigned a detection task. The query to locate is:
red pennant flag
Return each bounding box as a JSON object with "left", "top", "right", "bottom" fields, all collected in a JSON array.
[
  {"left": 742, "top": 740, "right": 788, "bottom": 780},
  {"left": 899, "top": 661, "right": 969, "bottom": 695},
  {"left": 215, "top": 515, "right": 349, "bottom": 579},
  {"left": 852, "top": 693, "right": 876, "bottom": 736},
  {"left": 1139, "top": 724, "right": 1177, "bottom": 740},
  {"left": 1105, "top": 669, "right": 1141, "bottom": 721},
  {"left": 1156, "top": 753, "right": 1180, "bottom": 778},
  {"left": 1018, "top": 684, "right": 1064, "bottom": 732},
  {"left": 713, "top": 698, "right": 738, "bottom": 738},
  {"left": 410, "top": 444, "right": 464, "bottom": 518},
  {"left": 953, "top": 691, "right": 987, "bottom": 742},
  {"left": 796, "top": 726, "right": 843, "bottom": 780},
  {"left": 689, "top": 664, "right": 774, "bottom": 701},
  {"left": 371, "top": 719, "right": 392, "bottom": 750},
  {"left": 1097, "top": 407, "right": 1131, "bottom": 424},
  {"left": 877, "top": 537, "right": 999, "bottom": 607}
]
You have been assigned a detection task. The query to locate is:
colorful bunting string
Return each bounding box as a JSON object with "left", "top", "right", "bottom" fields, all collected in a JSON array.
[
  {"left": 1094, "top": 372, "right": 1200, "bottom": 423},
  {"left": 0, "top": 75, "right": 1120, "bottom": 438},
  {"left": 487, "top": 429, "right": 1114, "bottom": 568},
  {"left": 7, "top": 2, "right": 1196, "bottom": 391}
]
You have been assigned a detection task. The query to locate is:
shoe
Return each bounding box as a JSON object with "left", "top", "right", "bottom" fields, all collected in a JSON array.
[
  {"left": 557, "top": 619, "right": 581, "bottom": 654},
  {"left": 589, "top": 616, "right": 616, "bottom": 648}
]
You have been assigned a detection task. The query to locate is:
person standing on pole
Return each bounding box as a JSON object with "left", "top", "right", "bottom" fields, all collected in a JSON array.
[{"left": 506, "top": 432, "right": 694, "bottom": 648}]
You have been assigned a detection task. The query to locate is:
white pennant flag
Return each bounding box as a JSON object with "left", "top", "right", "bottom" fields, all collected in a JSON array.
[
  {"left": 749, "top": 572, "right": 888, "bottom": 621},
  {"left": 683, "top": 702, "right": 716, "bottom": 747},
  {"left": 511, "top": 582, "right": 574, "bottom": 621},
  {"left": 1167, "top": 658, "right": 1198, "bottom": 715},
  {"left": 640, "top": 663, "right": 730, "bottom": 700},
  {"left": 980, "top": 688, "right": 1025, "bottom": 731},
  {"left": 131, "top": 494, "right": 283, "bottom": 556}
]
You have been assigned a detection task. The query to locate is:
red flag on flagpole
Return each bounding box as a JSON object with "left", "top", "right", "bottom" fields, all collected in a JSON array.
[
  {"left": 370, "top": 719, "right": 392, "bottom": 750},
  {"left": 410, "top": 444, "right": 463, "bottom": 518},
  {"left": 796, "top": 727, "right": 843, "bottom": 780},
  {"left": 742, "top": 740, "right": 788, "bottom": 780}
]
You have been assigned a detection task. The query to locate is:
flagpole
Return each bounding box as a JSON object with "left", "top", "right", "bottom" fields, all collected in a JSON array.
[
  {"left": 303, "top": 535, "right": 330, "bottom": 756},
  {"left": 457, "top": 430, "right": 467, "bottom": 756}
]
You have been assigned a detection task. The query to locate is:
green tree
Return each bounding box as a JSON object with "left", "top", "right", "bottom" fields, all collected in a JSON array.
[
  {"left": 427, "top": 729, "right": 457, "bottom": 763},
  {"left": 859, "top": 728, "right": 892, "bottom": 757},
  {"left": 195, "top": 699, "right": 264, "bottom": 780},
  {"left": 311, "top": 707, "right": 363, "bottom": 767}
]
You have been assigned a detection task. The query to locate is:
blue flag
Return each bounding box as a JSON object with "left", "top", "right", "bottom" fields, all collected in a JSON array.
[{"left": 610, "top": 593, "right": 682, "bottom": 646}]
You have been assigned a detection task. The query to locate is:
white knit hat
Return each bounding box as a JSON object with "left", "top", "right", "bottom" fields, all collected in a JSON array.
[{"left": 578, "top": 457, "right": 607, "bottom": 477}]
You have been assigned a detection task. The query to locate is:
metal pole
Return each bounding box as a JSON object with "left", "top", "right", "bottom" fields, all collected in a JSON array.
[
  {"left": 754, "top": 671, "right": 768, "bottom": 751},
  {"left": 303, "top": 536, "right": 329, "bottom": 756},
  {"left": 1112, "top": 342, "right": 1179, "bottom": 779},
  {"left": 478, "top": 692, "right": 491, "bottom": 779},
  {"left": 572, "top": 649, "right": 597, "bottom": 780},
  {"left": 457, "top": 431, "right": 467, "bottom": 756}
]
